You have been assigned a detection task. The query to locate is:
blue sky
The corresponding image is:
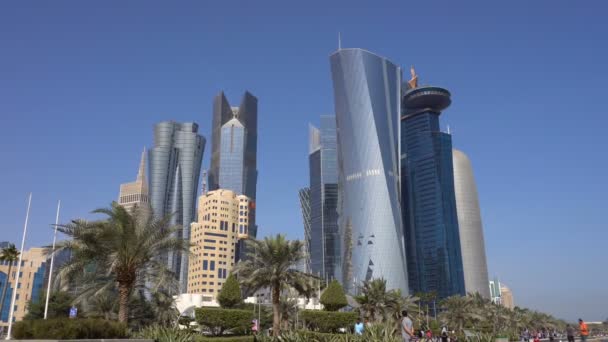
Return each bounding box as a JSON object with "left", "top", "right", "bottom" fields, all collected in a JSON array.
[{"left": 1, "top": 0, "right": 606, "bottom": 321}]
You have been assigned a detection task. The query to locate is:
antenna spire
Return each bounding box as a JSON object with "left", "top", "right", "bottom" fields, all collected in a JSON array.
[
  {"left": 338, "top": 32, "right": 341, "bottom": 50},
  {"left": 447, "top": 125, "right": 451, "bottom": 134}
]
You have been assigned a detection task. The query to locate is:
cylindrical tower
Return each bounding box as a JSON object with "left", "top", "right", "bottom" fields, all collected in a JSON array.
[{"left": 452, "top": 149, "right": 490, "bottom": 298}]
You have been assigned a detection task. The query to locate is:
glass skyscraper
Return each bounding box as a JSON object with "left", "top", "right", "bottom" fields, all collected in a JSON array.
[
  {"left": 209, "top": 91, "right": 258, "bottom": 202},
  {"left": 453, "top": 149, "right": 490, "bottom": 297},
  {"left": 149, "top": 121, "right": 205, "bottom": 292},
  {"left": 401, "top": 81, "right": 465, "bottom": 298},
  {"left": 209, "top": 91, "right": 258, "bottom": 262},
  {"left": 307, "top": 117, "right": 339, "bottom": 281},
  {"left": 330, "top": 48, "right": 408, "bottom": 294}
]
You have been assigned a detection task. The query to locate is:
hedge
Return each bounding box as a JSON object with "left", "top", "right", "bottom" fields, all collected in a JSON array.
[
  {"left": 300, "top": 310, "right": 358, "bottom": 333},
  {"left": 195, "top": 307, "right": 253, "bottom": 336},
  {"left": 12, "top": 318, "right": 127, "bottom": 339},
  {"left": 197, "top": 336, "right": 253, "bottom": 341}
]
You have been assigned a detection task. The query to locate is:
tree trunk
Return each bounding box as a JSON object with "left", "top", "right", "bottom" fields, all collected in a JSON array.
[
  {"left": 0, "top": 264, "right": 13, "bottom": 316},
  {"left": 272, "top": 283, "right": 281, "bottom": 336},
  {"left": 118, "top": 283, "right": 131, "bottom": 323}
]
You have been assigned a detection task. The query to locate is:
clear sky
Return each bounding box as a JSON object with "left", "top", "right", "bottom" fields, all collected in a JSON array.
[{"left": 1, "top": 0, "right": 606, "bottom": 322}]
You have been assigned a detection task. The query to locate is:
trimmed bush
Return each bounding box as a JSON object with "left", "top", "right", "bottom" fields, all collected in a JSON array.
[
  {"left": 195, "top": 307, "right": 252, "bottom": 336},
  {"left": 300, "top": 310, "right": 358, "bottom": 333},
  {"left": 320, "top": 279, "right": 348, "bottom": 311},
  {"left": 217, "top": 273, "right": 242, "bottom": 309},
  {"left": 12, "top": 318, "right": 127, "bottom": 339}
]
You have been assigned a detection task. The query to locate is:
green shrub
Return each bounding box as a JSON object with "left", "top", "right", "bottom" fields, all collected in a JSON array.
[
  {"left": 217, "top": 273, "right": 243, "bottom": 309},
  {"left": 12, "top": 318, "right": 127, "bottom": 339},
  {"left": 195, "top": 307, "right": 252, "bottom": 336},
  {"left": 136, "top": 325, "right": 194, "bottom": 342},
  {"left": 300, "top": 310, "right": 358, "bottom": 333},
  {"left": 320, "top": 280, "right": 348, "bottom": 312}
]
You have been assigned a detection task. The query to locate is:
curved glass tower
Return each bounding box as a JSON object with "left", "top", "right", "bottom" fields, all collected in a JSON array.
[
  {"left": 330, "top": 48, "right": 408, "bottom": 293},
  {"left": 149, "top": 121, "right": 205, "bottom": 292},
  {"left": 452, "top": 149, "right": 490, "bottom": 297}
]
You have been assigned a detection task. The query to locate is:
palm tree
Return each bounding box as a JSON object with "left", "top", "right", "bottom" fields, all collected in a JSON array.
[
  {"left": 439, "top": 295, "right": 481, "bottom": 334},
  {"left": 0, "top": 243, "right": 19, "bottom": 320},
  {"left": 355, "top": 278, "right": 405, "bottom": 322},
  {"left": 55, "top": 203, "right": 189, "bottom": 323},
  {"left": 232, "top": 234, "right": 316, "bottom": 336}
]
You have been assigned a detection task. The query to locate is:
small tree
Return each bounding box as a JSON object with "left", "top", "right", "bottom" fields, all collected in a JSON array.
[
  {"left": 217, "top": 273, "right": 242, "bottom": 309},
  {"left": 320, "top": 279, "right": 348, "bottom": 311}
]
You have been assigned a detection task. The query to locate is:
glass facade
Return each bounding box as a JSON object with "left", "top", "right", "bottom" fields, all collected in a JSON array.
[
  {"left": 452, "top": 149, "right": 490, "bottom": 297},
  {"left": 298, "top": 187, "right": 312, "bottom": 273},
  {"left": 308, "top": 117, "right": 339, "bottom": 281},
  {"left": 401, "top": 102, "right": 465, "bottom": 299},
  {"left": 0, "top": 272, "right": 12, "bottom": 322},
  {"left": 330, "top": 48, "right": 408, "bottom": 294},
  {"left": 219, "top": 118, "right": 246, "bottom": 194},
  {"left": 149, "top": 121, "right": 205, "bottom": 292},
  {"left": 209, "top": 92, "right": 258, "bottom": 241}
]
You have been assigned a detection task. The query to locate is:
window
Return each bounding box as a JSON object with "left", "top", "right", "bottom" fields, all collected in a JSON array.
[
  {"left": 203, "top": 260, "right": 208, "bottom": 270},
  {"left": 210, "top": 261, "right": 215, "bottom": 271}
]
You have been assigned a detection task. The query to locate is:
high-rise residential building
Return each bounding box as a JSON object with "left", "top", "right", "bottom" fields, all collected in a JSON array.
[
  {"left": 489, "top": 278, "right": 502, "bottom": 305},
  {"left": 298, "top": 187, "right": 312, "bottom": 273},
  {"left": 307, "top": 117, "right": 339, "bottom": 281},
  {"left": 500, "top": 284, "right": 514, "bottom": 309},
  {"left": 188, "top": 189, "right": 252, "bottom": 302},
  {"left": 209, "top": 91, "right": 258, "bottom": 202},
  {"left": 330, "top": 48, "right": 408, "bottom": 293},
  {"left": 149, "top": 121, "right": 205, "bottom": 292},
  {"left": 0, "top": 247, "right": 69, "bottom": 327},
  {"left": 118, "top": 149, "right": 149, "bottom": 212},
  {"left": 401, "top": 68, "right": 465, "bottom": 299},
  {"left": 452, "top": 149, "right": 490, "bottom": 298}
]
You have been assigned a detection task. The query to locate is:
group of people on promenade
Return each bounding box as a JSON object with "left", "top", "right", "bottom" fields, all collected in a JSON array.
[
  {"left": 355, "top": 310, "right": 454, "bottom": 342},
  {"left": 356, "top": 313, "right": 592, "bottom": 342},
  {"left": 522, "top": 318, "right": 590, "bottom": 342}
]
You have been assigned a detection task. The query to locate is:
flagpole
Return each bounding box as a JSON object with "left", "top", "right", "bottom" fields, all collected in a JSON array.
[
  {"left": 44, "top": 200, "right": 61, "bottom": 319},
  {"left": 6, "top": 193, "right": 32, "bottom": 340}
]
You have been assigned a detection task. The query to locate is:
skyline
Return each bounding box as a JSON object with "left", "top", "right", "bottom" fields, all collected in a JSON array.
[{"left": 1, "top": 0, "right": 607, "bottom": 321}]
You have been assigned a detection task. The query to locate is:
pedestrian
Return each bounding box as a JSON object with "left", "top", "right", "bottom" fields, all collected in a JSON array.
[
  {"left": 566, "top": 325, "right": 575, "bottom": 342},
  {"left": 578, "top": 319, "right": 589, "bottom": 342},
  {"left": 441, "top": 326, "right": 449, "bottom": 342},
  {"left": 534, "top": 334, "right": 540, "bottom": 342},
  {"left": 365, "top": 317, "right": 372, "bottom": 328},
  {"left": 354, "top": 318, "right": 364, "bottom": 335},
  {"left": 401, "top": 310, "right": 415, "bottom": 342}
]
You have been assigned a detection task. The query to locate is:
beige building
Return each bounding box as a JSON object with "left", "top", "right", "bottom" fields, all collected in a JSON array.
[
  {"left": 0, "top": 248, "right": 50, "bottom": 327},
  {"left": 187, "top": 189, "right": 252, "bottom": 300},
  {"left": 500, "top": 284, "right": 515, "bottom": 309},
  {"left": 118, "top": 149, "right": 149, "bottom": 211}
]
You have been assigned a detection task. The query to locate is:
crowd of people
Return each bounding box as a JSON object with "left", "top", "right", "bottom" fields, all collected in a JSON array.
[{"left": 353, "top": 314, "right": 595, "bottom": 342}]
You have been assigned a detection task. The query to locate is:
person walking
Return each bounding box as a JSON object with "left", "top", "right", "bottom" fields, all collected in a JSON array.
[
  {"left": 566, "top": 325, "right": 575, "bottom": 342},
  {"left": 441, "top": 326, "right": 449, "bottom": 342},
  {"left": 401, "top": 310, "right": 415, "bottom": 342},
  {"left": 354, "top": 318, "right": 364, "bottom": 335},
  {"left": 578, "top": 319, "right": 589, "bottom": 342}
]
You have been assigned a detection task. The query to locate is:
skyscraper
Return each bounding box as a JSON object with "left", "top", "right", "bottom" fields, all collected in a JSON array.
[
  {"left": 118, "top": 148, "right": 149, "bottom": 212},
  {"left": 298, "top": 187, "right": 312, "bottom": 273},
  {"left": 500, "top": 284, "right": 514, "bottom": 309},
  {"left": 188, "top": 189, "right": 252, "bottom": 301},
  {"left": 149, "top": 121, "right": 205, "bottom": 292},
  {"left": 307, "top": 117, "right": 339, "bottom": 281},
  {"left": 0, "top": 247, "right": 69, "bottom": 327},
  {"left": 330, "top": 48, "right": 408, "bottom": 293},
  {"left": 209, "top": 91, "right": 258, "bottom": 202},
  {"left": 452, "top": 149, "right": 490, "bottom": 297},
  {"left": 401, "top": 69, "right": 465, "bottom": 298}
]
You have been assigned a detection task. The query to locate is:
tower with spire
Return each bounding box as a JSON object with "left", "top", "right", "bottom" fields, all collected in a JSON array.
[{"left": 118, "top": 148, "right": 150, "bottom": 212}]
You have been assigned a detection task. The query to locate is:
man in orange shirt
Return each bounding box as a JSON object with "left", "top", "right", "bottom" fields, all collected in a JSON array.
[{"left": 578, "top": 318, "right": 589, "bottom": 342}]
